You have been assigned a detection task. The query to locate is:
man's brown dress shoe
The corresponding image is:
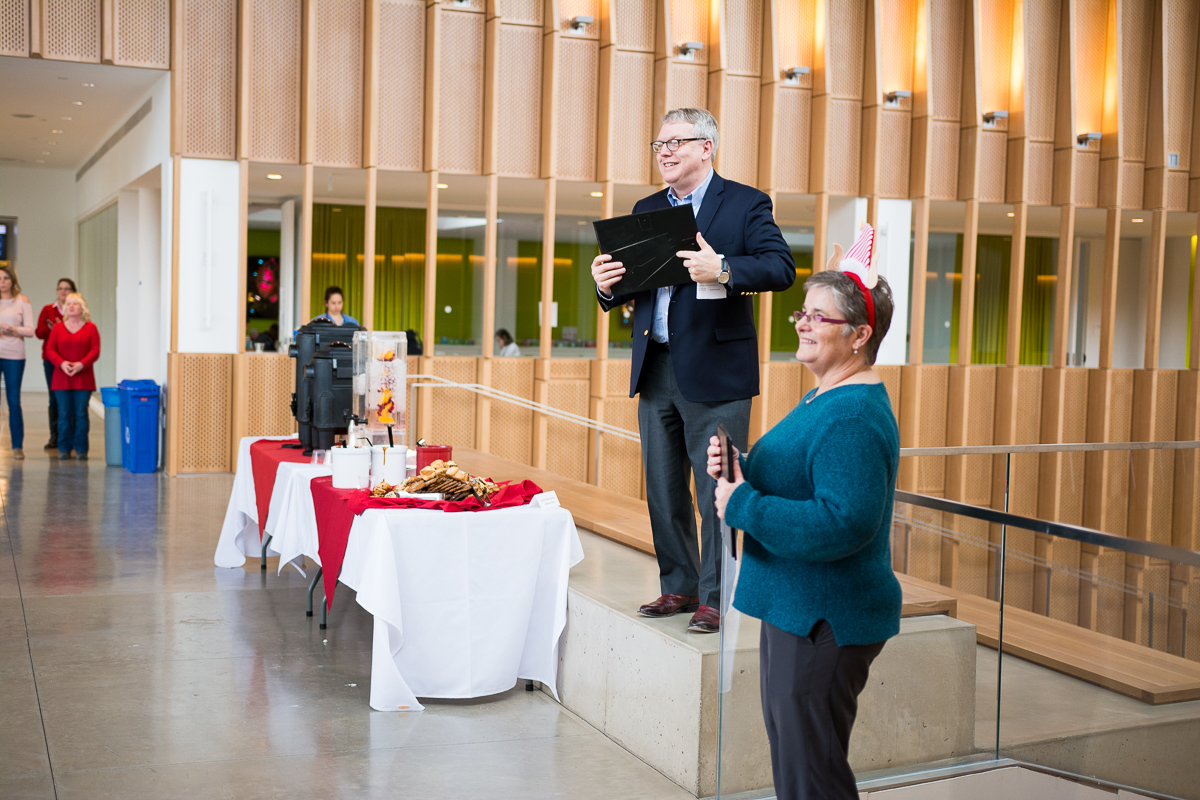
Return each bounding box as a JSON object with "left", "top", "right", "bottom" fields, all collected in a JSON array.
[
  {"left": 687, "top": 605, "right": 720, "bottom": 633},
  {"left": 637, "top": 594, "right": 700, "bottom": 618}
]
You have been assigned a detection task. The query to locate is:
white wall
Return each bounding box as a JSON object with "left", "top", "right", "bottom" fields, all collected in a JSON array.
[
  {"left": 1159, "top": 236, "right": 1193, "bottom": 369},
  {"left": 176, "top": 158, "right": 242, "bottom": 354},
  {"left": 0, "top": 165, "right": 78, "bottom": 389},
  {"left": 823, "top": 196, "right": 911, "bottom": 366},
  {"left": 75, "top": 74, "right": 170, "bottom": 219},
  {"left": 72, "top": 72, "right": 171, "bottom": 383},
  {"left": 875, "top": 199, "right": 912, "bottom": 365},
  {"left": 1113, "top": 237, "right": 1148, "bottom": 369}
]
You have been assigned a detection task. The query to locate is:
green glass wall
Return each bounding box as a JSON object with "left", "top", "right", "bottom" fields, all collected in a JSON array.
[
  {"left": 310, "top": 204, "right": 366, "bottom": 322},
  {"left": 917, "top": 233, "right": 1057, "bottom": 366}
]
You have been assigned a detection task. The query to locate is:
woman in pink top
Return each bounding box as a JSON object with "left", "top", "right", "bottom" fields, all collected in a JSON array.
[{"left": 0, "top": 266, "right": 35, "bottom": 460}]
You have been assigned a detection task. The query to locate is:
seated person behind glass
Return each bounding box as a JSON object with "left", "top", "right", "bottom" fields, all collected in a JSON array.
[
  {"left": 495, "top": 328, "right": 520, "bottom": 357},
  {"left": 312, "top": 286, "right": 359, "bottom": 326}
]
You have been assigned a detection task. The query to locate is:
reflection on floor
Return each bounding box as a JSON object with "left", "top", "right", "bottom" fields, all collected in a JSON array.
[{"left": 0, "top": 405, "right": 692, "bottom": 800}]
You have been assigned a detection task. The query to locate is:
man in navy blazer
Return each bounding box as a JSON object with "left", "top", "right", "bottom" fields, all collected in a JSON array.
[{"left": 591, "top": 108, "right": 795, "bottom": 632}]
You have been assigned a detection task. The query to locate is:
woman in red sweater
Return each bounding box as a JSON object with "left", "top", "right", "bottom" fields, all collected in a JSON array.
[{"left": 46, "top": 293, "right": 100, "bottom": 460}]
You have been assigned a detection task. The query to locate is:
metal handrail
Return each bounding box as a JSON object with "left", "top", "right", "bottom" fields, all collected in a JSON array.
[
  {"left": 406, "top": 375, "right": 640, "bottom": 442},
  {"left": 895, "top": 490, "right": 1200, "bottom": 569}
]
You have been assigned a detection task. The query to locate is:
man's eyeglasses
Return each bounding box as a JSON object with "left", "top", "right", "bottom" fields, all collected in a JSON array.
[
  {"left": 650, "top": 138, "right": 706, "bottom": 153},
  {"left": 789, "top": 311, "right": 850, "bottom": 326}
]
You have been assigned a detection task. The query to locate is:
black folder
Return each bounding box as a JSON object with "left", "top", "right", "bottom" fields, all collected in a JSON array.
[{"left": 592, "top": 204, "right": 699, "bottom": 295}]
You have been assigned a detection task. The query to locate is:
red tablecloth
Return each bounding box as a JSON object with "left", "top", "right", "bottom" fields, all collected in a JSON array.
[
  {"left": 309, "top": 477, "right": 543, "bottom": 609},
  {"left": 250, "top": 439, "right": 312, "bottom": 539}
]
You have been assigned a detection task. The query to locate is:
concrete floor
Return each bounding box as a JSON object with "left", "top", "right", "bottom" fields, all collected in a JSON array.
[{"left": 0, "top": 399, "right": 693, "bottom": 800}]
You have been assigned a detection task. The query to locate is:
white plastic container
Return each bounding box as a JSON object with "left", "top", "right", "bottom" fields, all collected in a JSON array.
[
  {"left": 329, "top": 446, "right": 371, "bottom": 489},
  {"left": 370, "top": 445, "right": 406, "bottom": 489}
]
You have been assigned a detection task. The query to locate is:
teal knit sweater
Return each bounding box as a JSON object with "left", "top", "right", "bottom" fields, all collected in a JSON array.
[{"left": 725, "top": 382, "right": 902, "bottom": 646}]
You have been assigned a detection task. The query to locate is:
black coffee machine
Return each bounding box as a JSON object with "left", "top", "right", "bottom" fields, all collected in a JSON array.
[
  {"left": 304, "top": 341, "right": 355, "bottom": 454},
  {"left": 288, "top": 320, "right": 363, "bottom": 453}
]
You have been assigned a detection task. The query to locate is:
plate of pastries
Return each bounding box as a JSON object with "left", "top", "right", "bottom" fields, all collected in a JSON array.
[{"left": 371, "top": 460, "right": 502, "bottom": 503}]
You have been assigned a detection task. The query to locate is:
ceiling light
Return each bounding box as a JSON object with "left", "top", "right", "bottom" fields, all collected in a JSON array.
[
  {"left": 885, "top": 89, "right": 912, "bottom": 104},
  {"left": 437, "top": 183, "right": 448, "bottom": 189},
  {"left": 266, "top": 173, "right": 282, "bottom": 180},
  {"left": 81, "top": 82, "right": 95, "bottom": 87},
  {"left": 1077, "top": 131, "right": 1101, "bottom": 146},
  {"left": 332, "top": 208, "right": 342, "bottom": 212},
  {"left": 72, "top": 101, "right": 83, "bottom": 106},
  {"left": 983, "top": 110, "right": 1008, "bottom": 125},
  {"left": 570, "top": 15, "right": 593, "bottom": 32},
  {"left": 52, "top": 129, "right": 62, "bottom": 134},
  {"left": 60, "top": 116, "right": 71, "bottom": 121},
  {"left": 784, "top": 66, "right": 810, "bottom": 82},
  {"left": 590, "top": 191, "right": 603, "bottom": 197},
  {"left": 1006, "top": 212, "right": 1014, "bottom": 217},
  {"left": 679, "top": 41, "right": 704, "bottom": 59},
  {"left": 1132, "top": 218, "right": 1144, "bottom": 223}
]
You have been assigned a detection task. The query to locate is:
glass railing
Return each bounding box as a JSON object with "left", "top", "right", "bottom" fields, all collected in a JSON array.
[{"left": 716, "top": 443, "right": 1200, "bottom": 800}]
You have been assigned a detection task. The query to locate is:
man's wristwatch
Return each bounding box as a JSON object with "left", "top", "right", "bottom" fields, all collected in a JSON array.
[{"left": 717, "top": 257, "right": 731, "bottom": 285}]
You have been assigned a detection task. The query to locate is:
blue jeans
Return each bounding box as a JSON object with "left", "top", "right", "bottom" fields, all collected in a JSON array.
[
  {"left": 43, "top": 359, "right": 58, "bottom": 446},
  {"left": 54, "top": 389, "right": 91, "bottom": 456},
  {"left": 0, "top": 358, "right": 25, "bottom": 449}
]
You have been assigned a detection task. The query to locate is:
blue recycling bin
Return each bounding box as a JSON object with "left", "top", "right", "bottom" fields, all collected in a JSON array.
[
  {"left": 101, "top": 387, "right": 122, "bottom": 466},
  {"left": 118, "top": 380, "right": 160, "bottom": 473}
]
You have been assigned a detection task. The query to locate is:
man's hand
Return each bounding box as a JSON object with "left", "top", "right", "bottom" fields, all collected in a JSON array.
[
  {"left": 591, "top": 253, "right": 625, "bottom": 297},
  {"left": 677, "top": 231, "right": 722, "bottom": 284}
]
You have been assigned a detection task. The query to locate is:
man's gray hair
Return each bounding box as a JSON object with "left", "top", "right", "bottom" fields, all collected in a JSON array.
[{"left": 661, "top": 108, "right": 719, "bottom": 152}]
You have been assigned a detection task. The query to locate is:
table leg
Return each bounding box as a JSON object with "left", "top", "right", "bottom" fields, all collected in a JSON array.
[
  {"left": 307, "top": 566, "right": 323, "bottom": 617},
  {"left": 260, "top": 534, "right": 273, "bottom": 571},
  {"left": 526, "top": 680, "right": 534, "bottom": 692},
  {"left": 320, "top": 593, "right": 328, "bottom": 630}
]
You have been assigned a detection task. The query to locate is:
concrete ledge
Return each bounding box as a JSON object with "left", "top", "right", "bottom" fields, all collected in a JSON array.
[{"left": 556, "top": 576, "right": 978, "bottom": 797}]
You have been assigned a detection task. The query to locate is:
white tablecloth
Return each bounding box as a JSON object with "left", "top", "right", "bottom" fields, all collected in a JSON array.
[
  {"left": 263, "top": 461, "right": 333, "bottom": 576},
  {"left": 339, "top": 505, "right": 584, "bottom": 712},
  {"left": 214, "top": 435, "right": 297, "bottom": 568}
]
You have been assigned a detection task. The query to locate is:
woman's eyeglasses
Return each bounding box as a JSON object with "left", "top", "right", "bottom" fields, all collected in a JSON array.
[{"left": 789, "top": 311, "right": 850, "bottom": 325}]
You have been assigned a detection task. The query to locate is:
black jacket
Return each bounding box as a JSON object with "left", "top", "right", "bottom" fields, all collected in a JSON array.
[{"left": 599, "top": 172, "right": 795, "bottom": 402}]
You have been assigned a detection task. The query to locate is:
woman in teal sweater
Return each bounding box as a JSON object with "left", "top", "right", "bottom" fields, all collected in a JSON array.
[{"left": 708, "top": 257, "right": 901, "bottom": 800}]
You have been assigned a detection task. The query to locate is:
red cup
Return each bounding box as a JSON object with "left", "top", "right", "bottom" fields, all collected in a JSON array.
[{"left": 416, "top": 444, "right": 453, "bottom": 472}]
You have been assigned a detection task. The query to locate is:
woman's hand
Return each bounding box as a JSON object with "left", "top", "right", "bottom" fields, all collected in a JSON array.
[
  {"left": 60, "top": 361, "right": 73, "bottom": 375},
  {"left": 705, "top": 435, "right": 739, "bottom": 480},
  {"left": 714, "top": 457, "right": 744, "bottom": 521}
]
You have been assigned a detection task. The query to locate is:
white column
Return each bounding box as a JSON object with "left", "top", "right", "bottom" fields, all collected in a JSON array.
[
  {"left": 176, "top": 158, "right": 242, "bottom": 354},
  {"left": 115, "top": 190, "right": 141, "bottom": 383},
  {"left": 875, "top": 199, "right": 912, "bottom": 366},
  {"left": 279, "top": 198, "right": 297, "bottom": 337},
  {"left": 138, "top": 187, "right": 163, "bottom": 381}
]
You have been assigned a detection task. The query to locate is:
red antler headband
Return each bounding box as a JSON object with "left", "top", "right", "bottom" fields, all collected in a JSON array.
[{"left": 825, "top": 222, "right": 878, "bottom": 329}]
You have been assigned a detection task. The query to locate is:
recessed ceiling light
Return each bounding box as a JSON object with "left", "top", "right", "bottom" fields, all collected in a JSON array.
[
  {"left": 590, "top": 191, "right": 604, "bottom": 197},
  {"left": 332, "top": 208, "right": 342, "bottom": 212},
  {"left": 52, "top": 129, "right": 62, "bottom": 134},
  {"left": 60, "top": 116, "right": 72, "bottom": 121},
  {"left": 1132, "top": 218, "right": 1144, "bottom": 223},
  {"left": 437, "top": 183, "right": 448, "bottom": 189},
  {"left": 72, "top": 101, "right": 83, "bottom": 106},
  {"left": 266, "top": 173, "right": 282, "bottom": 180},
  {"left": 81, "top": 82, "right": 95, "bottom": 88},
  {"left": 1007, "top": 212, "right": 1015, "bottom": 217}
]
